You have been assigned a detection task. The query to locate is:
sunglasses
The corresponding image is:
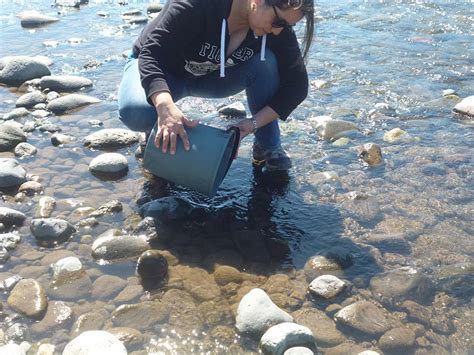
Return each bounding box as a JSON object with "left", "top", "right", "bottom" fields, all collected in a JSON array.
[{"left": 271, "top": 5, "right": 293, "bottom": 29}]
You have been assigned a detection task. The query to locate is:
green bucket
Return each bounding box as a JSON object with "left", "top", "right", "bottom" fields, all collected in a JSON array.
[{"left": 143, "top": 124, "right": 240, "bottom": 197}]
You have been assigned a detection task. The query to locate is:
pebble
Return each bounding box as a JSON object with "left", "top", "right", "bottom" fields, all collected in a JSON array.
[
  {"left": 218, "top": 102, "right": 246, "bottom": 117},
  {"left": 63, "top": 331, "right": 127, "bottom": 355},
  {"left": 2, "top": 107, "right": 29, "bottom": 120},
  {"left": 358, "top": 143, "right": 383, "bottom": 166},
  {"left": 38, "top": 123, "right": 61, "bottom": 133},
  {"left": 91, "top": 275, "right": 127, "bottom": 299},
  {"left": 46, "top": 94, "right": 101, "bottom": 114},
  {"left": 92, "top": 232, "right": 150, "bottom": 261},
  {"left": 18, "top": 181, "right": 42, "bottom": 195},
  {"left": 379, "top": 327, "right": 416, "bottom": 351},
  {"left": 39, "top": 75, "right": 92, "bottom": 92},
  {"left": 259, "top": 322, "right": 316, "bottom": 355},
  {"left": 51, "top": 132, "right": 74, "bottom": 146},
  {"left": 303, "top": 255, "right": 343, "bottom": 282},
  {"left": 89, "top": 200, "right": 123, "bottom": 217},
  {"left": 37, "top": 196, "right": 56, "bottom": 218},
  {"left": 315, "top": 118, "right": 359, "bottom": 140},
  {"left": 383, "top": 128, "right": 408, "bottom": 143},
  {"left": 293, "top": 308, "right": 346, "bottom": 347},
  {"left": 334, "top": 300, "right": 390, "bottom": 336},
  {"left": 0, "top": 158, "right": 27, "bottom": 188},
  {"left": 19, "top": 11, "right": 59, "bottom": 28},
  {"left": 0, "top": 207, "right": 26, "bottom": 227},
  {"left": 0, "top": 56, "right": 51, "bottom": 86},
  {"left": 112, "top": 302, "right": 169, "bottom": 331},
  {"left": 0, "top": 122, "right": 27, "bottom": 151},
  {"left": 308, "top": 275, "right": 346, "bottom": 299},
  {"left": 15, "top": 91, "right": 46, "bottom": 108},
  {"left": 30, "top": 218, "right": 76, "bottom": 246},
  {"left": 236, "top": 288, "right": 293, "bottom": 336},
  {"left": 136, "top": 250, "right": 168, "bottom": 279},
  {"left": 30, "top": 301, "right": 73, "bottom": 334},
  {"left": 14, "top": 142, "right": 37, "bottom": 158},
  {"left": 83, "top": 128, "right": 139, "bottom": 149},
  {"left": 214, "top": 265, "right": 243, "bottom": 285},
  {"left": 89, "top": 153, "right": 128, "bottom": 174},
  {"left": 114, "top": 285, "right": 143, "bottom": 304},
  {"left": 7, "top": 279, "right": 48, "bottom": 319},
  {"left": 453, "top": 95, "right": 474, "bottom": 117},
  {"left": 51, "top": 256, "right": 84, "bottom": 283}
]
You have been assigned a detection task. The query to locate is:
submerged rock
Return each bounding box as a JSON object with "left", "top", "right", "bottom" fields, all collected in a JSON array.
[
  {"left": 303, "top": 255, "right": 344, "bottom": 282},
  {"left": 89, "top": 153, "right": 128, "bottom": 175},
  {"left": 92, "top": 231, "right": 150, "bottom": 261},
  {"left": 39, "top": 75, "right": 92, "bottom": 92},
  {"left": 453, "top": 96, "right": 474, "bottom": 117},
  {"left": 136, "top": 250, "right": 168, "bottom": 279},
  {"left": 2, "top": 107, "right": 29, "bottom": 120},
  {"left": 0, "top": 207, "right": 26, "bottom": 227},
  {"left": 0, "top": 122, "right": 27, "bottom": 151},
  {"left": 358, "top": 143, "right": 383, "bottom": 166},
  {"left": 30, "top": 218, "right": 76, "bottom": 246},
  {"left": 7, "top": 279, "right": 48, "bottom": 319},
  {"left": 0, "top": 56, "right": 51, "bottom": 86},
  {"left": 379, "top": 327, "right": 416, "bottom": 352},
  {"left": 383, "top": 128, "right": 408, "bottom": 143},
  {"left": 308, "top": 275, "right": 346, "bottom": 299},
  {"left": 63, "top": 331, "right": 127, "bottom": 355},
  {"left": 51, "top": 256, "right": 85, "bottom": 283},
  {"left": 139, "top": 196, "right": 195, "bottom": 222},
  {"left": 83, "top": 128, "right": 139, "bottom": 149},
  {"left": 0, "top": 158, "right": 27, "bottom": 188},
  {"left": 112, "top": 302, "right": 169, "bottom": 330},
  {"left": 293, "top": 308, "right": 346, "bottom": 347},
  {"left": 236, "top": 288, "right": 293, "bottom": 336},
  {"left": 89, "top": 200, "right": 123, "bottom": 217},
  {"left": 14, "top": 142, "right": 37, "bottom": 158},
  {"left": 15, "top": 91, "right": 47, "bottom": 108},
  {"left": 315, "top": 119, "right": 359, "bottom": 141},
  {"left": 260, "top": 322, "right": 316, "bottom": 355},
  {"left": 46, "top": 94, "right": 101, "bottom": 114},
  {"left": 31, "top": 300, "right": 73, "bottom": 334},
  {"left": 19, "top": 11, "right": 59, "bottom": 28},
  {"left": 335, "top": 301, "right": 390, "bottom": 336}
]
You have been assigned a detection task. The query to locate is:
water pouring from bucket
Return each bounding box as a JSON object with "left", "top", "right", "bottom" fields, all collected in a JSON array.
[{"left": 143, "top": 123, "right": 240, "bottom": 197}]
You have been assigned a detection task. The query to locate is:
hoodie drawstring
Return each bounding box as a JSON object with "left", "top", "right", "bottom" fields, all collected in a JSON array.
[{"left": 220, "top": 21, "right": 267, "bottom": 78}]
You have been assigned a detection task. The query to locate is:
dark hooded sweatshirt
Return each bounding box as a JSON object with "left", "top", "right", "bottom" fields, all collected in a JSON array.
[{"left": 133, "top": 0, "right": 308, "bottom": 120}]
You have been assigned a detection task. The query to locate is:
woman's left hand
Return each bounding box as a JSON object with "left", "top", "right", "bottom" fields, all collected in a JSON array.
[{"left": 233, "top": 118, "right": 255, "bottom": 141}]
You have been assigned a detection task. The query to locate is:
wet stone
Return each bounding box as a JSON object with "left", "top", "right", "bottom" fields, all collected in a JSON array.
[
  {"left": 401, "top": 300, "right": 432, "bottom": 327},
  {"left": 39, "top": 75, "right": 92, "bottom": 92},
  {"left": 304, "top": 255, "right": 343, "bottom": 282},
  {"left": 147, "top": 3, "right": 163, "bottom": 13},
  {"left": 334, "top": 300, "right": 390, "bottom": 336},
  {"left": 453, "top": 95, "right": 474, "bottom": 117},
  {"left": 136, "top": 250, "right": 168, "bottom": 279},
  {"left": 107, "top": 327, "right": 144, "bottom": 348},
  {"left": 364, "top": 233, "right": 411, "bottom": 255},
  {"left": 91, "top": 275, "right": 127, "bottom": 299},
  {"left": 284, "top": 347, "right": 314, "bottom": 355},
  {"left": 114, "top": 285, "right": 142, "bottom": 304},
  {"left": 214, "top": 265, "right": 243, "bottom": 285},
  {"left": 30, "top": 218, "right": 76, "bottom": 246},
  {"left": 0, "top": 122, "right": 27, "bottom": 152},
  {"left": 37, "top": 196, "right": 56, "bottom": 218},
  {"left": 341, "top": 195, "right": 381, "bottom": 225},
  {"left": 218, "top": 101, "right": 246, "bottom": 117},
  {"left": 369, "top": 267, "right": 434, "bottom": 306},
  {"left": 83, "top": 128, "right": 139, "bottom": 149},
  {"left": 14, "top": 142, "right": 37, "bottom": 158},
  {"left": 51, "top": 256, "right": 84, "bottom": 283},
  {"left": 293, "top": 308, "right": 346, "bottom": 347},
  {"left": 139, "top": 196, "right": 194, "bottom": 223},
  {"left": 63, "top": 330, "right": 127, "bottom": 355},
  {"left": 112, "top": 301, "right": 169, "bottom": 331},
  {"left": 0, "top": 275, "right": 22, "bottom": 291},
  {"left": 315, "top": 118, "right": 359, "bottom": 140},
  {"left": 89, "top": 153, "right": 128, "bottom": 174},
  {"left": 31, "top": 301, "right": 73, "bottom": 335},
  {"left": 379, "top": 327, "right": 416, "bottom": 352},
  {"left": 15, "top": 91, "right": 47, "bottom": 108},
  {"left": 92, "top": 232, "right": 150, "bottom": 261},
  {"left": 48, "top": 274, "right": 92, "bottom": 301},
  {"left": 0, "top": 207, "right": 26, "bottom": 227},
  {"left": 0, "top": 232, "right": 21, "bottom": 250},
  {"left": 383, "top": 128, "right": 408, "bottom": 143},
  {"left": 19, "top": 11, "right": 59, "bottom": 28},
  {"left": 0, "top": 344, "right": 25, "bottom": 355},
  {"left": 260, "top": 322, "right": 316, "bottom": 355},
  {"left": 7, "top": 279, "right": 48, "bottom": 319},
  {"left": 2, "top": 107, "right": 29, "bottom": 120},
  {"left": 18, "top": 181, "right": 42, "bottom": 195},
  {"left": 0, "top": 55, "right": 51, "bottom": 85},
  {"left": 308, "top": 275, "right": 346, "bottom": 299},
  {"left": 38, "top": 123, "right": 61, "bottom": 133},
  {"left": 5, "top": 323, "right": 29, "bottom": 342},
  {"left": 236, "top": 288, "right": 293, "bottom": 337},
  {"left": 89, "top": 200, "right": 123, "bottom": 217},
  {"left": 358, "top": 143, "right": 383, "bottom": 166},
  {"left": 46, "top": 94, "right": 101, "bottom": 114}
]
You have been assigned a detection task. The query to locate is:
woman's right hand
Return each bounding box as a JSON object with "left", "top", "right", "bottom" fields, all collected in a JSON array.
[{"left": 152, "top": 92, "right": 198, "bottom": 155}]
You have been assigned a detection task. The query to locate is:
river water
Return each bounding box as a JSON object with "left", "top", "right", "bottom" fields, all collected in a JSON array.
[{"left": 0, "top": 0, "right": 473, "bottom": 354}]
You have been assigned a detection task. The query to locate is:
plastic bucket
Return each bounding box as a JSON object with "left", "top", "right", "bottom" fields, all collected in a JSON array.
[{"left": 143, "top": 124, "right": 240, "bottom": 197}]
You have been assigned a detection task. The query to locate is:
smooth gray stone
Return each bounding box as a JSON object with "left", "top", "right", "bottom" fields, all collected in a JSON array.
[
  {"left": 31, "top": 301, "right": 73, "bottom": 334},
  {"left": 51, "top": 133, "right": 73, "bottom": 146},
  {"left": 0, "top": 207, "right": 26, "bottom": 226},
  {"left": 139, "top": 196, "right": 194, "bottom": 222},
  {"left": 0, "top": 158, "right": 27, "bottom": 188},
  {"left": 218, "top": 102, "right": 246, "bottom": 117},
  {"left": 48, "top": 273, "right": 92, "bottom": 300},
  {"left": 334, "top": 301, "right": 390, "bottom": 336},
  {"left": 236, "top": 288, "right": 293, "bottom": 336},
  {"left": 51, "top": 256, "right": 84, "bottom": 283},
  {"left": 0, "top": 55, "right": 52, "bottom": 70},
  {"left": 15, "top": 91, "right": 47, "bottom": 108},
  {"left": 453, "top": 96, "right": 474, "bottom": 117},
  {"left": 0, "top": 56, "right": 51, "bottom": 86},
  {"left": 147, "top": 3, "right": 163, "bottom": 13},
  {"left": 63, "top": 331, "right": 127, "bottom": 355},
  {"left": 39, "top": 75, "right": 92, "bottom": 92},
  {"left": 89, "top": 153, "right": 128, "bottom": 174},
  {"left": 0, "top": 122, "right": 27, "bottom": 151},
  {"left": 0, "top": 232, "right": 21, "bottom": 250},
  {"left": 316, "top": 119, "right": 359, "bottom": 140},
  {"left": 7, "top": 279, "right": 48, "bottom": 319},
  {"left": 2, "top": 107, "right": 29, "bottom": 120},
  {"left": 30, "top": 218, "right": 76, "bottom": 245},
  {"left": 46, "top": 94, "right": 100, "bottom": 114},
  {"left": 379, "top": 327, "right": 416, "bottom": 352},
  {"left": 38, "top": 123, "right": 61, "bottom": 133},
  {"left": 92, "top": 231, "right": 150, "bottom": 261},
  {"left": 19, "top": 11, "right": 59, "bottom": 28},
  {"left": 260, "top": 322, "right": 316, "bottom": 355},
  {"left": 83, "top": 128, "right": 138, "bottom": 149}
]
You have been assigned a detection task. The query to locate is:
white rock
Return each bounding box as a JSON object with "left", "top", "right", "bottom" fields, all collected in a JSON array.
[
  {"left": 315, "top": 118, "right": 359, "bottom": 140},
  {"left": 37, "top": 344, "right": 55, "bottom": 355},
  {"left": 89, "top": 153, "right": 128, "bottom": 174},
  {"left": 383, "top": 128, "right": 407, "bottom": 143},
  {"left": 63, "top": 330, "right": 127, "bottom": 355},
  {"left": 236, "top": 288, "right": 293, "bottom": 336},
  {"left": 309, "top": 275, "right": 345, "bottom": 299},
  {"left": 14, "top": 142, "right": 37, "bottom": 158},
  {"left": 453, "top": 96, "right": 474, "bottom": 117},
  {"left": 260, "top": 322, "right": 316, "bottom": 355},
  {"left": 52, "top": 256, "right": 84, "bottom": 282},
  {"left": 442, "top": 89, "right": 456, "bottom": 97}
]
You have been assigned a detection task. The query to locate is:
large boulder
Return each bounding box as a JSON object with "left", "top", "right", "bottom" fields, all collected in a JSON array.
[
  {"left": 0, "top": 122, "right": 27, "bottom": 151},
  {"left": 63, "top": 331, "right": 127, "bottom": 355},
  {"left": 46, "top": 94, "right": 101, "bottom": 114},
  {"left": 0, "top": 158, "right": 27, "bottom": 188},
  {"left": 39, "top": 75, "right": 92, "bottom": 92},
  {"left": 83, "top": 128, "right": 139, "bottom": 149},
  {"left": 0, "top": 56, "right": 51, "bottom": 86}
]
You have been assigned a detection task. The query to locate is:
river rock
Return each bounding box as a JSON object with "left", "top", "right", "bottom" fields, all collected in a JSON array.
[
  {"left": 260, "top": 322, "right": 316, "bottom": 355},
  {"left": 51, "top": 133, "right": 73, "bottom": 146},
  {"left": 453, "top": 96, "right": 474, "bottom": 117},
  {"left": 218, "top": 102, "right": 246, "bottom": 117},
  {"left": 46, "top": 94, "right": 100, "bottom": 114},
  {"left": 0, "top": 122, "right": 27, "bottom": 151},
  {"left": 0, "top": 232, "right": 21, "bottom": 250},
  {"left": 401, "top": 300, "right": 431, "bottom": 326},
  {"left": 309, "top": 275, "right": 345, "bottom": 299},
  {"left": 364, "top": 233, "right": 411, "bottom": 255},
  {"left": 0, "top": 56, "right": 51, "bottom": 86},
  {"left": 293, "top": 308, "right": 346, "bottom": 347},
  {"left": 358, "top": 143, "right": 383, "bottom": 166},
  {"left": 379, "top": 327, "right": 416, "bottom": 352},
  {"left": 383, "top": 128, "right": 407, "bottom": 143},
  {"left": 236, "top": 288, "right": 293, "bottom": 336},
  {"left": 112, "top": 302, "right": 169, "bottom": 330},
  {"left": 51, "top": 256, "right": 84, "bottom": 283},
  {"left": 214, "top": 265, "right": 243, "bottom": 285},
  {"left": 37, "top": 196, "right": 56, "bottom": 218},
  {"left": 31, "top": 301, "right": 73, "bottom": 334},
  {"left": 303, "top": 255, "right": 343, "bottom": 282},
  {"left": 63, "top": 330, "right": 127, "bottom": 355},
  {"left": 147, "top": 3, "right": 163, "bottom": 13},
  {"left": 2, "top": 107, "right": 29, "bottom": 120},
  {"left": 0, "top": 344, "right": 25, "bottom": 355},
  {"left": 139, "top": 196, "right": 194, "bottom": 222},
  {"left": 369, "top": 267, "right": 434, "bottom": 305},
  {"left": 324, "top": 343, "right": 367, "bottom": 355},
  {"left": 92, "top": 231, "right": 150, "bottom": 261},
  {"left": 341, "top": 195, "right": 381, "bottom": 225},
  {"left": 7, "top": 279, "right": 47, "bottom": 319},
  {"left": 70, "top": 312, "right": 106, "bottom": 336},
  {"left": 39, "top": 75, "right": 92, "bottom": 92},
  {"left": 15, "top": 91, "right": 46, "bottom": 108},
  {"left": 89, "top": 200, "right": 123, "bottom": 217},
  {"left": 89, "top": 153, "right": 128, "bottom": 174},
  {"left": 107, "top": 327, "right": 144, "bottom": 348},
  {"left": 48, "top": 273, "right": 92, "bottom": 300},
  {"left": 38, "top": 123, "right": 61, "bottom": 133},
  {"left": 19, "top": 11, "right": 59, "bottom": 28},
  {"left": 83, "top": 128, "right": 139, "bottom": 149},
  {"left": 30, "top": 218, "right": 76, "bottom": 246},
  {"left": 316, "top": 119, "right": 359, "bottom": 141},
  {"left": 0, "top": 158, "right": 27, "bottom": 188},
  {"left": 0, "top": 207, "right": 26, "bottom": 226},
  {"left": 334, "top": 301, "right": 390, "bottom": 336},
  {"left": 128, "top": 16, "right": 148, "bottom": 24},
  {"left": 136, "top": 250, "right": 168, "bottom": 279},
  {"left": 284, "top": 347, "right": 314, "bottom": 355},
  {"left": 18, "top": 181, "right": 42, "bottom": 195},
  {"left": 14, "top": 142, "right": 37, "bottom": 158},
  {"left": 91, "top": 275, "right": 127, "bottom": 299}
]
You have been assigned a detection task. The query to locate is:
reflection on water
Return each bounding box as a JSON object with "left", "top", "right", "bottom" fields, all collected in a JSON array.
[{"left": 0, "top": 0, "right": 473, "bottom": 353}]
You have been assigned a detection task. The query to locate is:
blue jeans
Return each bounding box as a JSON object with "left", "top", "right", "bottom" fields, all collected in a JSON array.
[{"left": 118, "top": 50, "right": 281, "bottom": 150}]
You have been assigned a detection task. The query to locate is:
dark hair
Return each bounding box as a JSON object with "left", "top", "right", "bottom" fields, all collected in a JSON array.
[{"left": 269, "top": 0, "right": 314, "bottom": 60}]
